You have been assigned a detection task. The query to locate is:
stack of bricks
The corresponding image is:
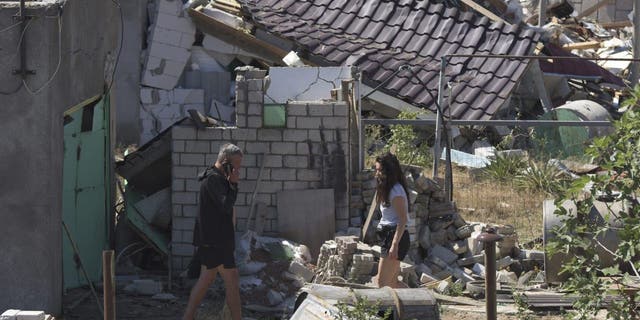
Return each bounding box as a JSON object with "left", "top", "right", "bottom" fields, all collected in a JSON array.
[
  {"left": 169, "top": 67, "right": 351, "bottom": 271},
  {"left": 348, "top": 253, "right": 376, "bottom": 283},
  {"left": 315, "top": 236, "right": 377, "bottom": 284},
  {"left": 141, "top": 0, "right": 195, "bottom": 90},
  {"left": 139, "top": 88, "right": 205, "bottom": 145}
]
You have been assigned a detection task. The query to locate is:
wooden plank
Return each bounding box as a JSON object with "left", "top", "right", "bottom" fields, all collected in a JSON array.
[
  {"left": 601, "top": 20, "right": 633, "bottom": 29},
  {"left": 562, "top": 41, "right": 602, "bottom": 50},
  {"left": 188, "top": 7, "right": 287, "bottom": 64},
  {"left": 575, "top": 0, "right": 615, "bottom": 20},
  {"left": 277, "top": 189, "right": 335, "bottom": 261},
  {"left": 458, "top": 0, "right": 507, "bottom": 24},
  {"left": 361, "top": 191, "right": 378, "bottom": 243}
]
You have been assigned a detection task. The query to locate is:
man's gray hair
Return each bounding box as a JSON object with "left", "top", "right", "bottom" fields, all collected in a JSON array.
[{"left": 217, "top": 143, "right": 243, "bottom": 162}]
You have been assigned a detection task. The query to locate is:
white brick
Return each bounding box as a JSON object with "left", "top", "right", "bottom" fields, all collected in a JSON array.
[
  {"left": 173, "top": 217, "right": 195, "bottom": 231},
  {"left": 262, "top": 155, "right": 283, "bottom": 167},
  {"left": 172, "top": 204, "right": 182, "bottom": 217},
  {"left": 270, "top": 142, "right": 296, "bottom": 155},
  {"left": 145, "top": 56, "right": 186, "bottom": 78},
  {"left": 183, "top": 205, "right": 198, "bottom": 218},
  {"left": 323, "top": 116, "right": 347, "bottom": 129},
  {"left": 172, "top": 126, "right": 196, "bottom": 139},
  {"left": 297, "top": 169, "right": 321, "bottom": 181},
  {"left": 296, "top": 142, "right": 310, "bottom": 155},
  {"left": 173, "top": 192, "right": 197, "bottom": 205},
  {"left": 16, "top": 310, "right": 44, "bottom": 320},
  {"left": 1, "top": 309, "right": 20, "bottom": 319},
  {"left": 157, "top": 0, "right": 182, "bottom": 15},
  {"left": 179, "top": 32, "right": 194, "bottom": 48},
  {"left": 245, "top": 142, "right": 269, "bottom": 153},
  {"left": 247, "top": 115, "right": 262, "bottom": 128},
  {"left": 148, "top": 41, "right": 191, "bottom": 63},
  {"left": 152, "top": 26, "right": 182, "bottom": 46},
  {"left": 183, "top": 103, "right": 205, "bottom": 115},
  {"left": 172, "top": 89, "right": 204, "bottom": 104},
  {"left": 258, "top": 181, "right": 283, "bottom": 193},
  {"left": 247, "top": 103, "right": 262, "bottom": 115},
  {"left": 284, "top": 181, "right": 308, "bottom": 190},
  {"left": 147, "top": 104, "right": 180, "bottom": 119},
  {"left": 155, "top": 12, "right": 195, "bottom": 34},
  {"left": 283, "top": 129, "right": 308, "bottom": 142},
  {"left": 185, "top": 141, "right": 210, "bottom": 153},
  {"left": 257, "top": 129, "right": 282, "bottom": 141},
  {"left": 296, "top": 117, "right": 321, "bottom": 129},
  {"left": 248, "top": 91, "right": 263, "bottom": 103},
  {"left": 271, "top": 168, "right": 296, "bottom": 181},
  {"left": 308, "top": 129, "right": 334, "bottom": 141},
  {"left": 185, "top": 179, "right": 200, "bottom": 192},
  {"left": 173, "top": 178, "right": 184, "bottom": 191},
  {"left": 231, "top": 128, "right": 257, "bottom": 141},
  {"left": 334, "top": 103, "right": 348, "bottom": 116},
  {"left": 308, "top": 104, "right": 334, "bottom": 116},
  {"left": 173, "top": 166, "right": 198, "bottom": 178},
  {"left": 141, "top": 70, "right": 179, "bottom": 90},
  {"left": 181, "top": 153, "right": 205, "bottom": 166},
  {"left": 197, "top": 128, "right": 223, "bottom": 140},
  {"left": 287, "top": 104, "right": 307, "bottom": 116},
  {"left": 140, "top": 88, "right": 155, "bottom": 104},
  {"left": 284, "top": 155, "right": 308, "bottom": 168}
]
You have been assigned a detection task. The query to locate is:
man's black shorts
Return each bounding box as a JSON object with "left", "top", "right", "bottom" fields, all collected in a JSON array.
[
  {"left": 376, "top": 225, "right": 410, "bottom": 261},
  {"left": 197, "top": 246, "right": 236, "bottom": 269}
]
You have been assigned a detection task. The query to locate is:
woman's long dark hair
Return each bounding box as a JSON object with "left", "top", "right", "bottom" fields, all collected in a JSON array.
[{"left": 375, "top": 152, "right": 410, "bottom": 206}]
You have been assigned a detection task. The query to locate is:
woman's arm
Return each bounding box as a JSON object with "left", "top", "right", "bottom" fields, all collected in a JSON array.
[{"left": 389, "top": 195, "right": 408, "bottom": 259}]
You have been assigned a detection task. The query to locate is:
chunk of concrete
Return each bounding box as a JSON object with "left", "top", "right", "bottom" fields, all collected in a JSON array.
[
  {"left": 429, "top": 245, "right": 459, "bottom": 265},
  {"left": 496, "top": 270, "right": 518, "bottom": 284},
  {"left": 1, "top": 310, "right": 20, "bottom": 320},
  {"left": 16, "top": 311, "right": 44, "bottom": 320},
  {"left": 457, "top": 254, "right": 484, "bottom": 266},
  {"left": 289, "top": 261, "right": 314, "bottom": 282},
  {"left": 454, "top": 224, "right": 473, "bottom": 239},
  {"left": 496, "top": 256, "right": 515, "bottom": 270},
  {"left": 472, "top": 263, "right": 486, "bottom": 277},
  {"left": 436, "top": 280, "right": 451, "bottom": 293},
  {"left": 452, "top": 240, "right": 468, "bottom": 255},
  {"left": 267, "top": 289, "right": 284, "bottom": 306},
  {"left": 420, "top": 273, "right": 439, "bottom": 284}
]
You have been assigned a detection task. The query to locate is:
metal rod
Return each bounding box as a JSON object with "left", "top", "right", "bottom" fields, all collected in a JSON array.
[
  {"left": 630, "top": 0, "right": 640, "bottom": 84},
  {"left": 103, "top": 250, "right": 115, "bottom": 320},
  {"left": 362, "top": 119, "right": 612, "bottom": 127},
  {"left": 433, "top": 57, "right": 447, "bottom": 179},
  {"left": 358, "top": 71, "right": 364, "bottom": 171},
  {"left": 62, "top": 221, "right": 104, "bottom": 316},
  {"left": 477, "top": 229, "right": 503, "bottom": 320}
]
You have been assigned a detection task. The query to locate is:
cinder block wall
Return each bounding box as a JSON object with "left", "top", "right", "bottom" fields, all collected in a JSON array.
[{"left": 170, "top": 68, "right": 353, "bottom": 270}]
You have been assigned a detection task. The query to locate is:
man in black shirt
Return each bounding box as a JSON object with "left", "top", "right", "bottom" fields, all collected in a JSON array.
[{"left": 183, "top": 143, "right": 243, "bottom": 320}]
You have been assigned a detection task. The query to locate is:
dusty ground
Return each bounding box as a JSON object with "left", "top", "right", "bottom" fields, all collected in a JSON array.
[{"left": 60, "top": 283, "right": 578, "bottom": 320}]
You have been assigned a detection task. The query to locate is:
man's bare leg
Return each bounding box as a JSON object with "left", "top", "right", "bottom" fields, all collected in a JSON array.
[
  {"left": 218, "top": 266, "right": 241, "bottom": 320},
  {"left": 183, "top": 266, "right": 218, "bottom": 320}
]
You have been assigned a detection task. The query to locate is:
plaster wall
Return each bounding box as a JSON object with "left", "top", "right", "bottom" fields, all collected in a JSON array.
[
  {"left": 0, "top": 0, "right": 117, "bottom": 314},
  {"left": 170, "top": 67, "right": 356, "bottom": 271}
]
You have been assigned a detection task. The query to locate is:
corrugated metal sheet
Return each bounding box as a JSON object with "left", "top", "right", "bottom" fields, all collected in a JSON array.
[{"left": 238, "top": 0, "right": 541, "bottom": 120}]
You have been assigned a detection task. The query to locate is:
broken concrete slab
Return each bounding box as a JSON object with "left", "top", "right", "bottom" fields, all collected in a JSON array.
[
  {"left": 289, "top": 261, "right": 314, "bottom": 282},
  {"left": 428, "top": 245, "right": 458, "bottom": 265}
]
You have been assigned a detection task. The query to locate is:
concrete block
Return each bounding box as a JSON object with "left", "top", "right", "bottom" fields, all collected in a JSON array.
[
  {"left": 172, "top": 192, "right": 197, "bottom": 205},
  {"left": 257, "top": 129, "right": 282, "bottom": 141},
  {"left": 453, "top": 241, "right": 468, "bottom": 255},
  {"left": 270, "top": 142, "right": 296, "bottom": 155},
  {"left": 472, "top": 263, "right": 486, "bottom": 277},
  {"left": 1, "top": 309, "right": 20, "bottom": 320},
  {"left": 247, "top": 115, "right": 262, "bottom": 128},
  {"left": 457, "top": 254, "right": 484, "bottom": 266},
  {"left": 185, "top": 141, "right": 210, "bottom": 153},
  {"left": 289, "top": 261, "right": 314, "bottom": 282},
  {"left": 429, "top": 245, "right": 458, "bottom": 265},
  {"left": 297, "top": 169, "right": 321, "bottom": 181},
  {"left": 283, "top": 155, "right": 308, "bottom": 168},
  {"left": 180, "top": 153, "right": 204, "bottom": 166},
  {"left": 15, "top": 311, "right": 44, "bottom": 320},
  {"left": 155, "top": 12, "right": 195, "bottom": 34},
  {"left": 296, "top": 117, "right": 321, "bottom": 129},
  {"left": 282, "top": 129, "right": 308, "bottom": 142},
  {"left": 179, "top": 32, "right": 194, "bottom": 49},
  {"left": 308, "top": 104, "right": 334, "bottom": 116},
  {"left": 173, "top": 166, "right": 198, "bottom": 179},
  {"left": 172, "top": 89, "right": 204, "bottom": 104},
  {"left": 247, "top": 103, "right": 262, "bottom": 115},
  {"left": 286, "top": 116, "right": 297, "bottom": 129},
  {"left": 172, "top": 178, "right": 184, "bottom": 192},
  {"left": 172, "top": 126, "right": 196, "bottom": 139},
  {"left": 420, "top": 273, "right": 439, "bottom": 283},
  {"left": 141, "top": 70, "right": 179, "bottom": 90},
  {"left": 151, "top": 26, "right": 182, "bottom": 46},
  {"left": 308, "top": 129, "right": 334, "bottom": 142},
  {"left": 132, "top": 279, "right": 163, "bottom": 295},
  {"left": 283, "top": 181, "right": 308, "bottom": 190},
  {"left": 322, "top": 117, "right": 347, "bottom": 129},
  {"left": 197, "top": 128, "right": 222, "bottom": 140},
  {"left": 334, "top": 103, "right": 348, "bottom": 116},
  {"left": 231, "top": 128, "right": 257, "bottom": 141},
  {"left": 156, "top": 0, "right": 182, "bottom": 15},
  {"left": 172, "top": 243, "right": 195, "bottom": 256},
  {"left": 248, "top": 91, "right": 263, "bottom": 103}
]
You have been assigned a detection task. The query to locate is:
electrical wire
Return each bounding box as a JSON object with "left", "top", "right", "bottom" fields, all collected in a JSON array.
[
  {"left": 105, "top": 0, "right": 124, "bottom": 96},
  {"left": 0, "top": 21, "right": 21, "bottom": 34},
  {"left": 23, "top": 14, "right": 62, "bottom": 95},
  {"left": 0, "top": 18, "right": 33, "bottom": 95}
]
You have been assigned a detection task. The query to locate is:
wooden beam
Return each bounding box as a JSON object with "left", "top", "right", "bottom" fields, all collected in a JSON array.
[
  {"left": 458, "top": 0, "right": 508, "bottom": 25},
  {"left": 188, "top": 7, "right": 288, "bottom": 64},
  {"left": 562, "top": 41, "right": 602, "bottom": 50},
  {"left": 600, "top": 20, "right": 633, "bottom": 29},
  {"left": 575, "top": 0, "right": 615, "bottom": 20}
]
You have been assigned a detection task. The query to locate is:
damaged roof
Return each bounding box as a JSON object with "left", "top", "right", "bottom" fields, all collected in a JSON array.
[{"left": 237, "top": 0, "right": 540, "bottom": 120}]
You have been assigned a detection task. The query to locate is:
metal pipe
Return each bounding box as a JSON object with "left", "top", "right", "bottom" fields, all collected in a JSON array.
[
  {"left": 362, "top": 119, "right": 612, "bottom": 127},
  {"left": 477, "top": 228, "right": 503, "bottom": 320},
  {"left": 357, "top": 70, "right": 363, "bottom": 172},
  {"left": 433, "top": 57, "right": 447, "bottom": 179},
  {"left": 630, "top": 0, "right": 640, "bottom": 84}
]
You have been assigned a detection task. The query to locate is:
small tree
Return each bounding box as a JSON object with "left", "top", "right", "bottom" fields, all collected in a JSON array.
[{"left": 547, "top": 85, "right": 640, "bottom": 319}]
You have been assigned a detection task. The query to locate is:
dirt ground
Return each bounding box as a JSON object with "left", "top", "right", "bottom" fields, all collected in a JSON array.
[{"left": 60, "top": 283, "right": 579, "bottom": 320}]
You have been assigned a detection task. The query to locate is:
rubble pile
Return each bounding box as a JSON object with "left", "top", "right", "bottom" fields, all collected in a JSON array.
[{"left": 336, "top": 168, "right": 546, "bottom": 292}]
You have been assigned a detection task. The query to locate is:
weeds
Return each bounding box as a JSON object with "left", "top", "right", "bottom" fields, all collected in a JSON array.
[
  {"left": 515, "top": 161, "right": 568, "bottom": 196},
  {"left": 481, "top": 153, "right": 527, "bottom": 181},
  {"left": 333, "top": 292, "right": 393, "bottom": 320}
]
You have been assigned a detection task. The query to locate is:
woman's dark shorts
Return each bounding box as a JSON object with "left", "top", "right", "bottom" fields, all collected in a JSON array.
[
  {"left": 197, "top": 246, "right": 236, "bottom": 269},
  {"left": 376, "top": 225, "right": 410, "bottom": 260}
]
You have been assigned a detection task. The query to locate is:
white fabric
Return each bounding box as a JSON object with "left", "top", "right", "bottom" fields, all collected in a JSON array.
[{"left": 379, "top": 183, "right": 408, "bottom": 226}]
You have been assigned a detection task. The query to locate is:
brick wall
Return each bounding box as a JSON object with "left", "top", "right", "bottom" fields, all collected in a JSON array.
[{"left": 170, "top": 67, "right": 354, "bottom": 270}]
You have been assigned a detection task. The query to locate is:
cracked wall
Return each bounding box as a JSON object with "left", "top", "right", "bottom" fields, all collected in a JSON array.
[
  {"left": 169, "top": 67, "right": 356, "bottom": 271},
  {"left": 264, "top": 67, "right": 352, "bottom": 104}
]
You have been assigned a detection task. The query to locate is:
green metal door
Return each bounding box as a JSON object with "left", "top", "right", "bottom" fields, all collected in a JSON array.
[{"left": 62, "top": 96, "right": 110, "bottom": 289}]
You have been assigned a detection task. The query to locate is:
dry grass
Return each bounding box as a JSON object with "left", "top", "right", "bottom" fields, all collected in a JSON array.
[{"left": 450, "top": 166, "right": 550, "bottom": 245}]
